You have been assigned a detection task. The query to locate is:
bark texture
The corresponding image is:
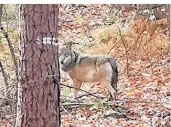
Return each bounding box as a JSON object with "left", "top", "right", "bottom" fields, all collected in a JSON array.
[{"left": 18, "top": 4, "right": 60, "bottom": 127}]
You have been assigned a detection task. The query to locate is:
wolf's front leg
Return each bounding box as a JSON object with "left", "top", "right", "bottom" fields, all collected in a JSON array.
[{"left": 72, "top": 79, "right": 82, "bottom": 98}]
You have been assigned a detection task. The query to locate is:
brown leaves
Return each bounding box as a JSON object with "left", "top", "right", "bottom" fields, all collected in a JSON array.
[{"left": 59, "top": 4, "right": 170, "bottom": 127}]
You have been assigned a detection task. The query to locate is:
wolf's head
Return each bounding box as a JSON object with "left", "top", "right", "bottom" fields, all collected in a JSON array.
[{"left": 58, "top": 43, "right": 77, "bottom": 72}]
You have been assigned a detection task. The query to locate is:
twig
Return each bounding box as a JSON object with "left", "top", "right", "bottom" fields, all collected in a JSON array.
[
  {"left": 107, "top": 19, "right": 135, "bottom": 55},
  {"left": 61, "top": 102, "right": 94, "bottom": 106},
  {"left": 0, "top": 96, "right": 16, "bottom": 102},
  {"left": 151, "top": 4, "right": 165, "bottom": 9},
  {"left": 118, "top": 26, "right": 129, "bottom": 77},
  {"left": 75, "top": 92, "right": 103, "bottom": 99},
  {"left": 0, "top": 60, "right": 14, "bottom": 113},
  {"left": 60, "top": 83, "right": 104, "bottom": 98},
  {"left": 0, "top": 84, "right": 17, "bottom": 92},
  {"left": 0, "top": 86, "right": 16, "bottom": 107},
  {"left": 107, "top": 33, "right": 118, "bottom": 55}
]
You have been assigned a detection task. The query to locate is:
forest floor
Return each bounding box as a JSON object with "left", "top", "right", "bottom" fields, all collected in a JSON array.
[
  {"left": 60, "top": 15, "right": 170, "bottom": 127},
  {"left": 60, "top": 53, "right": 170, "bottom": 127}
]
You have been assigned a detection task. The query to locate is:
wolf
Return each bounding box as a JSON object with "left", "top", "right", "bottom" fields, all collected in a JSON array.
[{"left": 58, "top": 43, "right": 118, "bottom": 98}]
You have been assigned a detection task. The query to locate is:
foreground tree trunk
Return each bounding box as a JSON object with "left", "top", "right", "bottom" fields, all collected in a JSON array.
[{"left": 16, "top": 5, "right": 60, "bottom": 127}]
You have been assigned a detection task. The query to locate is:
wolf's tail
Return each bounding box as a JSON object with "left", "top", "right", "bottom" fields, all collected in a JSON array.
[{"left": 108, "top": 58, "right": 118, "bottom": 92}]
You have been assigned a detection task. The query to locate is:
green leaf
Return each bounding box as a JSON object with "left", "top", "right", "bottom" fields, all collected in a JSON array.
[
  {"left": 62, "top": 87, "right": 71, "bottom": 96},
  {"left": 92, "top": 101, "right": 100, "bottom": 109},
  {"left": 75, "top": 14, "right": 85, "bottom": 25}
]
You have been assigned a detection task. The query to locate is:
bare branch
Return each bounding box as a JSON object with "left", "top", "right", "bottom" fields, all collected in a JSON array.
[
  {"left": 0, "top": 61, "right": 9, "bottom": 95},
  {"left": 0, "top": 5, "right": 18, "bottom": 81},
  {"left": 60, "top": 83, "right": 170, "bottom": 107},
  {"left": 0, "top": 4, "right": 3, "bottom": 24},
  {"left": 1, "top": 29, "right": 19, "bottom": 81},
  {"left": 60, "top": 83, "right": 104, "bottom": 98}
]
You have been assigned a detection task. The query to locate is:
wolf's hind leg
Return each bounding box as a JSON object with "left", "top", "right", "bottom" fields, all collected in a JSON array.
[
  {"left": 73, "top": 79, "right": 82, "bottom": 97},
  {"left": 101, "top": 78, "right": 116, "bottom": 98}
]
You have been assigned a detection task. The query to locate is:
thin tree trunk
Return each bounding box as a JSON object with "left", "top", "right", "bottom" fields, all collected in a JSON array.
[
  {"left": 0, "top": 5, "right": 8, "bottom": 96},
  {"left": 2, "top": 30, "right": 19, "bottom": 81},
  {"left": 168, "top": 5, "right": 170, "bottom": 37},
  {"left": 0, "top": 61, "right": 9, "bottom": 95},
  {"left": 0, "top": 4, "right": 3, "bottom": 23},
  {"left": 0, "top": 4, "right": 19, "bottom": 81},
  {"left": 16, "top": 4, "right": 60, "bottom": 127}
]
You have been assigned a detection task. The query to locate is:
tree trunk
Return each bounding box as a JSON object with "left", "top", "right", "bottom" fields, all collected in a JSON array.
[{"left": 16, "top": 4, "right": 60, "bottom": 127}]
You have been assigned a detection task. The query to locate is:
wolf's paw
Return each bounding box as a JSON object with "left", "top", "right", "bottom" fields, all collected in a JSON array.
[
  {"left": 113, "top": 92, "right": 118, "bottom": 99},
  {"left": 109, "top": 92, "right": 118, "bottom": 100}
]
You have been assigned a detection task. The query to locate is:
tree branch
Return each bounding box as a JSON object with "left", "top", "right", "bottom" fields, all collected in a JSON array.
[
  {"left": 0, "top": 61, "right": 9, "bottom": 95},
  {"left": 0, "top": 4, "right": 18, "bottom": 81},
  {"left": 1, "top": 29, "right": 19, "bottom": 81},
  {"left": 60, "top": 83, "right": 104, "bottom": 98}
]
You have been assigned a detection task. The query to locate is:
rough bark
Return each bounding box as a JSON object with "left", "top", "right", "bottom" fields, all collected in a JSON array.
[{"left": 17, "top": 4, "right": 60, "bottom": 127}]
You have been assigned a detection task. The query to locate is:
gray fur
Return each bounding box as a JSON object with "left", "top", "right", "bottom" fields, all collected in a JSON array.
[{"left": 59, "top": 44, "right": 118, "bottom": 97}]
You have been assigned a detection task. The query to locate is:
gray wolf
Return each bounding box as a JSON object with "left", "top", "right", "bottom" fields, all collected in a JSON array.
[{"left": 58, "top": 43, "right": 118, "bottom": 98}]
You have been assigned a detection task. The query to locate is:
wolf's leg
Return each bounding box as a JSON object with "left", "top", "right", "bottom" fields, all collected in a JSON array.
[
  {"left": 101, "top": 78, "right": 116, "bottom": 98},
  {"left": 73, "top": 79, "right": 82, "bottom": 97}
]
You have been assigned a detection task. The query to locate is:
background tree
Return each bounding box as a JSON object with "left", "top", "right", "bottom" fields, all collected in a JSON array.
[
  {"left": 16, "top": 4, "right": 60, "bottom": 127},
  {"left": 0, "top": 4, "right": 19, "bottom": 126}
]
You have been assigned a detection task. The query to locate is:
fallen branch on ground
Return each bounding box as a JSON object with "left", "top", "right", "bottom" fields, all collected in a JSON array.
[
  {"left": 60, "top": 83, "right": 104, "bottom": 98},
  {"left": 60, "top": 83, "right": 171, "bottom": 107}
]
